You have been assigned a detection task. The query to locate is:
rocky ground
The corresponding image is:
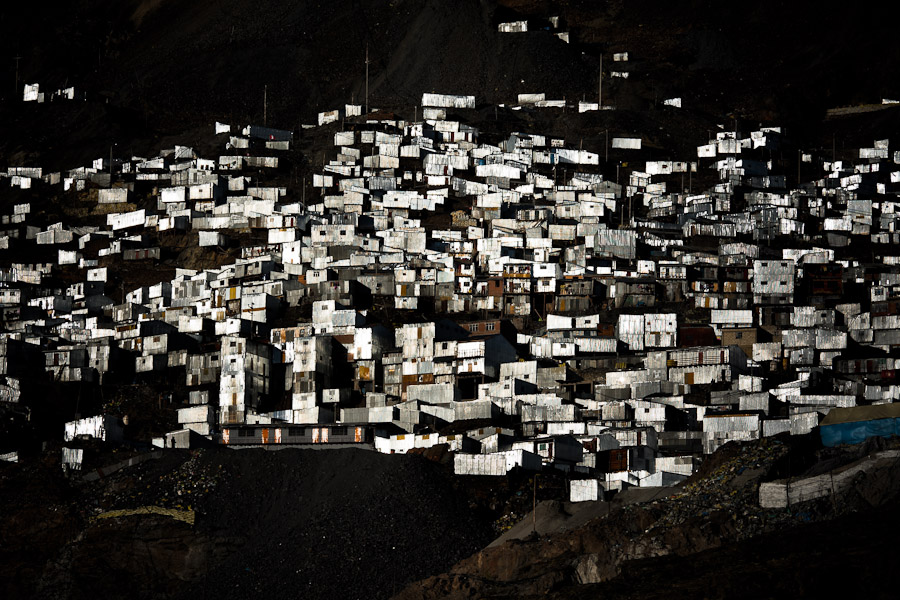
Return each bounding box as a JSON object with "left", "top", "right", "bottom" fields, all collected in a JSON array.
[
  {"left": 394, "top": 435, "right": 900, "bottom": 599},
  {"left": 2, "top": 446, "right": 496, "bottom": 600},
  {"left": 4, "top": 434, "right": 900, "bottom": 599}
]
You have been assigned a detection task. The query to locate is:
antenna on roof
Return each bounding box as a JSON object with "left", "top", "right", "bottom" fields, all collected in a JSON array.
[
  {"left": 13, "top": 54, "right": 22, "bottom": 95},
  {"left": 598, "top": 55, "right": 603, "bottom": 109},
  {"left": 365, "top": 43, "right": 370, "bottom": 115}
]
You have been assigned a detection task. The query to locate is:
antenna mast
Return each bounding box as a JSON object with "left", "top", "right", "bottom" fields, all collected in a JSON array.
[
  {"left": 598, "top": 55, "right": 603, "bottom": 109},
  {"left": 365, "top": 43, "right": 370, "bottom": 115},
  {"left": 13, "top": 55, "right": 22, "bottom": 95}
]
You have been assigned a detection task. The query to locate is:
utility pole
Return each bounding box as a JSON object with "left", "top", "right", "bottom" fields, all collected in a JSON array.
[
  {"left": 629, "top": 192, "right": 633, "bottom": 227},
  {"left": 605, "top": 129, "right": 608, "bottom": 163},
  {"left": 365, "top": 43, "right": 370, "bottom": 115},
  {"left": 598, "top": 56, "right": 603, "bottom": 109},
  {"left": 13, "top": 54, "right": 22, "bottom": 95},
  {"left": 109, "top": 143, "right": 116, "bottom": 187}
]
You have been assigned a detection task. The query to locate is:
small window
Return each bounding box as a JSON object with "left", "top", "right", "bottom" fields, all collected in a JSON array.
[
  {"left": 332, "top": 426, "right": 348, "bottom": 436},
  {"left": 288, "top": 427, "right": 306, "bottom": 437},
  {"left": 486, "top": 322, "right": 495, "bottom": 331}
]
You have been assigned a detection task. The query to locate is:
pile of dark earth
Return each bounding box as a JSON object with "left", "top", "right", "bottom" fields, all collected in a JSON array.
[
  {"left": 394, "top": 435, "right": 900, "bottom": 600},
  {"left": 1, "top": 447, "right": 495, "bottom": 600}
]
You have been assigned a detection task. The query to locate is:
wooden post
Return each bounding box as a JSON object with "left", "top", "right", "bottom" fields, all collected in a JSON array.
[
  {"left": 365, "top": 43, "right": 370, "bottom": 115},
  {"left": 598, "top": 56, "right": 603, "bottom": 109},
  {"left": 13, "top": 55, "right": 22, "bottom": 95}
]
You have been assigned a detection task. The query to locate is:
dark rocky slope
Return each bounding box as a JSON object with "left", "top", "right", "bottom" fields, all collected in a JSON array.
[
  {"left": 3, "top": 447, "right": 494, "bottom": 600},
  {"left": 394, "top": 436, "right": 900, "bottom": 599}
]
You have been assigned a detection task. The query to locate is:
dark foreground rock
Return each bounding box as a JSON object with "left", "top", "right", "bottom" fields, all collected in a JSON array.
[
  {"left": 2, "top": 447, "right": 494, "bottom": 600},
  {"left": 394, "top": 436, "right": 900, "bottom": 600}
]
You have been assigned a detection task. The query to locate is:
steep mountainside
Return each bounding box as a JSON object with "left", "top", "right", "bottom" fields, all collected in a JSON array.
[{"left": 2, "top": 1, "right": 899, "bottom": 170}]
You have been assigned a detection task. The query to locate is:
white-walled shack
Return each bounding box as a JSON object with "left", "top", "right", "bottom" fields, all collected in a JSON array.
[
  {"left": 570, "top": 479, "right": 601, "bottom": 502},
  {"left": 98, "top": 188, "right": 129, "bottom": 204},
  {"left": 498, "top": 21, "right": 528, "bottom": 33},
  {"left": 759, "top": 450, "right": 900, "bottom": 508},
  {"left": 454, "top": 450, "right": 542, "bottom": 475},
  {"left": 61, "top": 447, "right": 84, "bottom": 471},
  {"left": 178, "top": 405, "right": 215, "bottom": 425},
  {"left": 422, "top": 93, "right": 475, "bottom": 109},
  {"left": 611, "top": 137, "right": 642, "bottom": 150},
  {"left": 64, "top": 415, "right": 124, "bottom": 443}
]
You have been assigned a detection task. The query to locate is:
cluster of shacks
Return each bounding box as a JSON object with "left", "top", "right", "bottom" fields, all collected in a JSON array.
[{"left": 3, "top": 90, "right": 900, "bottom": 497}]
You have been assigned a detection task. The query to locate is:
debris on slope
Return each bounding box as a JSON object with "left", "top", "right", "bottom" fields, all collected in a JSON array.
[
  {"left": 394, "top": 436, "right": 900, "bottom": 600},
  {"left": 5, "top": 447, "right": 495, "bottom": 600}
]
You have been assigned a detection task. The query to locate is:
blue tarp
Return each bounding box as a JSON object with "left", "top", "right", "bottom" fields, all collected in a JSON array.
[{"left": 820, "top": 417, "right": 900, "bottom": 447}]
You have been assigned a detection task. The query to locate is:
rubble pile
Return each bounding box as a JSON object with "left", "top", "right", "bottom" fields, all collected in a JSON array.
[
  {"left": 649, "top": 439, "right": 788, "bottom": 537},
  {"left": 394, "top": 436, "right": 900, "bottom": 599},
  {"left": 180, "top": 448, "right": 494, "bottom": 600},
  {"left": 3, "top": 446, "right": 495, "bottom": 600},
  {"left": 89, "top": 449, "right": 222, "bottom": 516}
]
